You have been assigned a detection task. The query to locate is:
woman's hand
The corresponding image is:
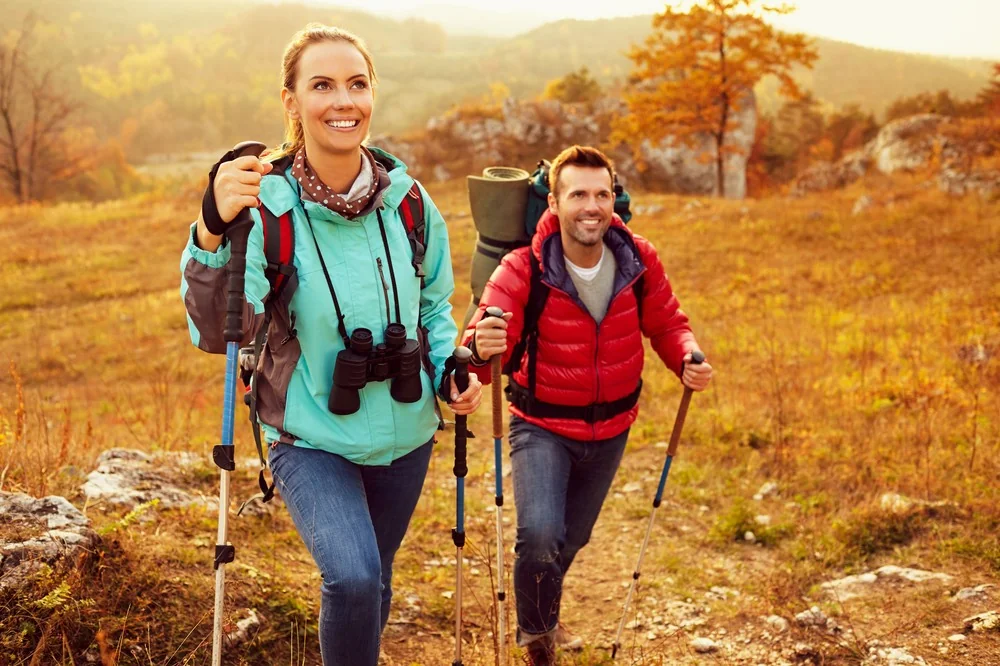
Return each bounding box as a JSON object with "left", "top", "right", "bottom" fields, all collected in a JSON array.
[
  {"left": 196, "top": 156, "right": 273, "bottom": 251},
  {"left": 446, "top": 373, "right": 483, "bottom": 416}
]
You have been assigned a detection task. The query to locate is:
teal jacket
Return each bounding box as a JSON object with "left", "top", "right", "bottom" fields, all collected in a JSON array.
[{"left": 180, "top": 148, "right": 456, "bottom": 464}]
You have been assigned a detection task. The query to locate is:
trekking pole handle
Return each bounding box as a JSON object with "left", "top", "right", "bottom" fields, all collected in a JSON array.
[
  {"left": 666, "top": 350, "right": 705, "bottom": 457},
  {"left": 483, "top": 306, "right": 505, "bottom": 438},
  {"left": 452, "top": 347, "right": 472, "bottom": 478},
  {"left": 223, "top": 140, "right": 267, "bottom": 343}
]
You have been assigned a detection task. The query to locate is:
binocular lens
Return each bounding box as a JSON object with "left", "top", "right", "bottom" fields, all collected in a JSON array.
[
  {"left": 350, "top": 328, "right": 373, "bottom": 355},
  {"left": 384, "top": 323, "right": 406, "bottom": 349}
]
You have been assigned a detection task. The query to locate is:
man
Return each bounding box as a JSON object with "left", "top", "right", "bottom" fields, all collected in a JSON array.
[{"left": 462, "top": 145, "right": 713, "bottom": 664}]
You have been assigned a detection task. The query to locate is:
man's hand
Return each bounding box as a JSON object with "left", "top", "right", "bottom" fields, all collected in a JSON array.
[
  {"left": 474, "top": 311, "right": 513, "bottom": 361},
  {"left": 444, "top": 373, "right": 483, "bottom": 416},
  {"left": 682, "top": 351, "right": 713, "bottom": 391}
]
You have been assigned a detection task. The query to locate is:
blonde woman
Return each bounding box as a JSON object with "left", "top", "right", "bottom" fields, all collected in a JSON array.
[{"left": 180, "top": 24, "right": 481, "bottom": 664}]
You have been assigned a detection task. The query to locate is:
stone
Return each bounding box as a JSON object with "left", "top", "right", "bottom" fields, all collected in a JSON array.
[
  {"left": 691, "top": 637, "right": 718, "bottom": 653},
  {"left": 765, "top": 615, "right": 789, "bottom": 633},
  {"left": 963, "top": 610, "right": 1000, "bottom": 633},
  {"left": 863, "top": 646, "right": 928, "bottom": 665},
  {"left": 753, "top": 482, "right": 778, "bottom": 501},
  {"left": 81, "top": 448, "right": 212, "bottom": 510},
  {"left": 953, "top": 583, "right": 994, "bottom": 601},
  {"left": 947, "top": 633, "right": 966, "bottom": 642},
  {"left": 224, "top": 608, "right": 261, "bottom": 648},
  {"left": 852, "top": 194, "right": 874, "bottom": 216},
  {"left": 821, "top": 566, "right": 953, "bottom": 601},
  {"left": 0, "top": 492, "right": 100, "bottom": 595}
]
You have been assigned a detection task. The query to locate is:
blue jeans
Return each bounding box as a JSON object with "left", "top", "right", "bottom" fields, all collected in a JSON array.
[
  {"left": 268, "top": 439, "right": 433, "bottom": 665},
  {"left": 509, "top": 416, "right": 629, "bottom": 645}
]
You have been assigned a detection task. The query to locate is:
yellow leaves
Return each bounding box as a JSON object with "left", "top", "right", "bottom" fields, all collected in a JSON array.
[{"left": 79, "top": 43, "right": 174, "bottom": 100}]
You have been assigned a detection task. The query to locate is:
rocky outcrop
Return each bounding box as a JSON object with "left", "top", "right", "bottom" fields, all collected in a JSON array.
[
  {"left": 791, "top": 113, "right": 1000, "bottom": 198},
  {"left": 372, "top": 93, "right": 758, "bottom": 199},
  {"left": 82, "top": 448, "right": 214, "bottom": 509},
  {"left": 0, "top": 492, "right": 99, "bottom": 594}
]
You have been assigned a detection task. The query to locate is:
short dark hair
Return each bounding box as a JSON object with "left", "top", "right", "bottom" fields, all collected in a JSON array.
[{"left": 548, "top": 145, "right": 615, "bottom": 198}]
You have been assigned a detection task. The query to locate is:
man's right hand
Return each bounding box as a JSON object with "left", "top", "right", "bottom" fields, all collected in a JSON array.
[
  {"left": 213, "top": 156, "right": 273, "bottom": 224},
  {"left": 474, "top": 311, "right": 513, "bottom": 361}
]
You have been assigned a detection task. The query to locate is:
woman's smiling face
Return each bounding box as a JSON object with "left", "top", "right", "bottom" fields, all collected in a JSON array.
[{"left": 283, "top": 39, "right": 374, "bottom": 157}]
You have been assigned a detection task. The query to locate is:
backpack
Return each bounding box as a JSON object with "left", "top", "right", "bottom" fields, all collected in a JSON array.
[
  {"left": 499, "top": 248, "right": 645, "bottom": 424},
  {"left": 238, "top": 178, "right": 428, "bottom": 510}
]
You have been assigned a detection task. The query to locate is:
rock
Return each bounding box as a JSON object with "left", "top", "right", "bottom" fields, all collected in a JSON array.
[
  {"left": 793, "top": 642, "right": 818, "bottom": 659},
  {"left": 0, "top": 492, "right": 100, "bottom": 594},
  {"left": 764, "top": 615, "right": 789, "bottom": 633},
  {"left": 953, "top": 583, "right": 994, "bottom": 601},
  {"left": 879, "top": 492, "right": 957, "bottom": 515},
  {"left": 821, "top": 566, "right": 953, "bottom": 601},
  {"left": 863, "top": 646, "right": 928, "bottom": 665},
  {"left": 622, "top": 482, "right": 643, "bottom": 494},
  {"left": 963, "top": 610, "right": 1000, "bottom": 633},
  {"left": 754, "top": 514, "right": 771, "bottom": 526},
  {"left": 871, "top": 114, "right": 944, "bottom": 174},
  {"left": 82, "top": 448, "right": 217, "bottom": 510},
  {"left": 691, "top": 637, "right": 718, "bottom": 653},
  {"left": 795, "top": 606, "right": 839, "bottom": 633},
  {"left": 224, "top": 608, "right": 261, "bottom": 648},
  {"left": 852, "top": 195, "right": 874, "bottom": 216},
  {"left": 753, "top": 482, "right": 778, "bottom": 501},
  {"left": 744, "top": 531, "right": 756, "bottom": 544},
  {"left": 947, "top": 633, "right": 966, "bottom": 642},
  {"left": 939, "top": 166, "right": 1000, "bottom": 198},
  {"left": 790, "top": 151, "right": 872, "bottom": 196}
]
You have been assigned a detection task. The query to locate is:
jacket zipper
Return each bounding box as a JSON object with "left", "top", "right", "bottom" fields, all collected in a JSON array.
[{"left": 376, "top": 257, "right": 391, "bottom": 328}]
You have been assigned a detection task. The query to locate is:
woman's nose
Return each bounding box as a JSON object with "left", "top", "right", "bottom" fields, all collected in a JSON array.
[{"left": 331, "top": 87, "right": 353, "bottom": 109}]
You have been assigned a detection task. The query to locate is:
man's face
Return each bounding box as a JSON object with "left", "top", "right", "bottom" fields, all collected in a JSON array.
[{"left": 547, "top": 165, "right": 614, "bottom": 249}]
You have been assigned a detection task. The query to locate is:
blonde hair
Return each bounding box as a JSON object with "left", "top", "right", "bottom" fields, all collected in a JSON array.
[{"left": 268, "top": 24, "right": 378, "bottom": 163}]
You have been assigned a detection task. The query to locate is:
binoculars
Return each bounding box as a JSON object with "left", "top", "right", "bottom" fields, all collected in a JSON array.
[{"left": 329, "top": 323, "right": 423, "bottom": 415}]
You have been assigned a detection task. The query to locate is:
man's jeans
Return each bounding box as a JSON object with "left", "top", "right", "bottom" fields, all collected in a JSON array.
[
  {"left": 509, "top": 415, "right": 629, "bottom": 645},
  {"left": 268, "top": 439, "right": 433, "bottom": 665}
]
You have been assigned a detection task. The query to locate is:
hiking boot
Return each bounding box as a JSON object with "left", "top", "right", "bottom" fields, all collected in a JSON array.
[
  {"left": 525, "top": 635, "right": 556, "bottom": 665},
  {"left": 554, "top": 622, "right": 584, "bottom": 651}
]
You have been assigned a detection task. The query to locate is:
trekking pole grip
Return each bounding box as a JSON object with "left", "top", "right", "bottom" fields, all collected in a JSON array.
[
  {"left": 223, "top": 141, "right": 267, "bottom": 343},
  {"left": 483, "top": 306, "right": 505, "bottom": 438},
  {"left": 667, "top": 350, "right": 705, "bottom": 457},
  {"left": 452, "top": 347, "right": 472, "bottom": 477}
]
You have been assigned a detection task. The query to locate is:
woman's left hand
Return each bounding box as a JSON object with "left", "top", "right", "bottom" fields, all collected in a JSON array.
[{"left": 446, "top": 373, "right": 483, "bottom": 416}]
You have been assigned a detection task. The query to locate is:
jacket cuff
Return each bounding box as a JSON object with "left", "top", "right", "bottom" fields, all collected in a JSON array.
[{"left": 186, "top": 222, "right": 231, "bottom": 268}]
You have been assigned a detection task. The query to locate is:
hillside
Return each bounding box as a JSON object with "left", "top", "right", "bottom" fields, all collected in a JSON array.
[{"left": 1, "top": 1, "right": 993, "bottom": 163}]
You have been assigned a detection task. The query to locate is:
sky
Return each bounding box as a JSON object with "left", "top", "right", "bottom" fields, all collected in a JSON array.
[{"left": 315, "top": 0, "right": 1000, "bottom": 59}]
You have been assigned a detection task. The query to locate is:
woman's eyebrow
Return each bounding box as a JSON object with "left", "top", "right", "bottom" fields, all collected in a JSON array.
[{"left": 307, "top": 73, "right": 368, "bottom": 82}]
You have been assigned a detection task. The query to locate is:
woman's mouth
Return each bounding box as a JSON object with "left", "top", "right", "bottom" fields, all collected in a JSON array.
[{"left": 325, "top": 119, "right": 360, "bottom": 131}]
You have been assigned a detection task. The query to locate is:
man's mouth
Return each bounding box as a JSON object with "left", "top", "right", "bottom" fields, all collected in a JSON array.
[{"left": 576, "top": 218, "right": 603, "bottom": 228}]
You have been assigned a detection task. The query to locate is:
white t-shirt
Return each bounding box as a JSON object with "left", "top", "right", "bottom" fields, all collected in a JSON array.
[{"left": 565, "top": 244, "right": 606, "bottom": 281}]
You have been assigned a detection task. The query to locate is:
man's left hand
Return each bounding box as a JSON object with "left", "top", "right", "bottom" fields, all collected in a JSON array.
[
  {"left": 682, "top": 352, "right": 713, "bottom": 392},
  {"left": 445, "top": 373, "right": 483, "bottom": 416}
]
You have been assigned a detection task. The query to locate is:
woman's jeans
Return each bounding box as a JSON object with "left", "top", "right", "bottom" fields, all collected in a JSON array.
[
  {"left": 268, "top": 439, "right": 433, "bottom": 665},
  {"left": 509, "top": 415, "right": 629, "bottom": 645}
]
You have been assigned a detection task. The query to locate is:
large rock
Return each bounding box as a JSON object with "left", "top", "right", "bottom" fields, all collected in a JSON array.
[
  {"left": 870, "top": 114, "right": 946, "bottom": 174},
  {"left": 0, "top": 492, "right": 99, "bottom": 594},
  {"left": 821, "top": 565, "right": 954, "bottom": 601},
  {"left": 81, "top": 448, "right": 212, "bottom": 510}
]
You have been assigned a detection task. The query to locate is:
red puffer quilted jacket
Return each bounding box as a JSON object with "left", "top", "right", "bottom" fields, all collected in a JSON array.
[{"left": 462, "top": 210, "right": 698, "bottom": 441}]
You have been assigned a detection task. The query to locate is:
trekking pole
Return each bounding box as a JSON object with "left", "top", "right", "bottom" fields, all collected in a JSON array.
[
  {"left": 483, "top": 306, "right": 508, "bottom": 666},
  {"left": 611, "top": 351, "right": 705, "bottom": 660},
  {"left": 211, "top": 140, "right": 266, "bottom": 666},
  {"left": 451, "top": 346, "right": 473, "bottom": 666}
]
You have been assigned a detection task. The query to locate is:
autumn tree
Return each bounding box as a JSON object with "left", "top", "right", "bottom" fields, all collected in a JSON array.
[
  {"left": 541, "top": 67, "right": 602, "bottom": 105},
  {"left": 0, "top": 15, "right": 92, "bottom": 203},
  {"left": 613, "top": 0, "right": 817, "bottom": 197},
  {"left": 978, "top": 63, "right": 1000, "bottom": 115}
]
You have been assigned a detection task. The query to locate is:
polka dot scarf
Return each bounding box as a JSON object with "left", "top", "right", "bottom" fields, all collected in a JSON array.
[{"left": 291, "top": 146, "right": 378, "bottom": 219}]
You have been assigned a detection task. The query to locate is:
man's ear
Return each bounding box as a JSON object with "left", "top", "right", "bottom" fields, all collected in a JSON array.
[{"left": 547, "top": 191, "right": 558, "bottom": 216}]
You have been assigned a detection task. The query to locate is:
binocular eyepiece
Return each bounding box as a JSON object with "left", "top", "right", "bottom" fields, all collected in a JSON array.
[{"left": 329, "top": 324, "right": 423, "bottom": 415}]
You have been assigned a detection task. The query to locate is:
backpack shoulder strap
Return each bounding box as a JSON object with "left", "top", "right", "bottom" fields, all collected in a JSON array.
[
  {"left": 502, "top": 251, "right": 550, "bottom": 384},
  {"left": 632, "top": 274, "right": 645, "bottom": 326},
  {"left": 259, "top": 204, "right": 296, "bottom": 302},
  {"left": 398, "top": 182, "right": 426, "bottom": 282}
]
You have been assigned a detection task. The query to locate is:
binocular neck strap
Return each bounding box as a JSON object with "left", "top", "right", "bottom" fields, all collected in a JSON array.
[
  {"left": 376, "top": 209, "right": 402, "bottom": 324},
  {"left": 302, "top": 208, "right": 351, "bottom": 347}
]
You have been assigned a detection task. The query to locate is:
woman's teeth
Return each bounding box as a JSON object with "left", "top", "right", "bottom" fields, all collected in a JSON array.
[{"left": 326, "top": 120, "right": 359, "bottom": 128}]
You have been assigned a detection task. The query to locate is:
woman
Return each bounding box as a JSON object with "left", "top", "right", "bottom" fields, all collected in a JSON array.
[{"left": 180, "top": 24, "right": 481, "bottom": 664}]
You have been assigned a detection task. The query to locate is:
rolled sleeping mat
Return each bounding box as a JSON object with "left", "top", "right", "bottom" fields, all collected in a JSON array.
[{"left": 464, "top": 167, "right": 533, "bottom": 330}]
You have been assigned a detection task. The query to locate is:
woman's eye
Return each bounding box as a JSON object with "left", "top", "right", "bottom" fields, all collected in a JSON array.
[
  {"left": 351, "top": 80, "right": 367, "bottom": 90},
  {"left": 314, "top": 81, "right": 329, "bottom": 90}
]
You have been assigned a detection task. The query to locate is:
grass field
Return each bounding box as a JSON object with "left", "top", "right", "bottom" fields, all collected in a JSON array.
[{"left": 0, "top": 173, "right": 998, "bottom": 664}]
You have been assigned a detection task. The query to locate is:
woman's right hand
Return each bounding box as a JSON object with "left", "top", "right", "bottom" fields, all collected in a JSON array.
[{"left": 213, "top": 156, "right": 273, "bottom": 224}]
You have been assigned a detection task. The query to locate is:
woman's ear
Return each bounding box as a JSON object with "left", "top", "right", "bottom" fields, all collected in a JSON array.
[{"left": 281, "top": 88, "right": 299, "bottom": 120}]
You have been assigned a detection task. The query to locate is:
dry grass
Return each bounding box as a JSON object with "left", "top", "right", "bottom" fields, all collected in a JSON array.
[{"left": 0, "top": 172, "right": 998, "bottom": 664}]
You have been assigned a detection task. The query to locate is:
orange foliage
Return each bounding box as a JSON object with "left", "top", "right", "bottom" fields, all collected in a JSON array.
[{"left": 612, "top": 0, "right": 817, "bottom": 196}]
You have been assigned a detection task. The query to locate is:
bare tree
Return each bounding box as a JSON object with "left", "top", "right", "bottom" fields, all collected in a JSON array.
[{"left": 0, "top": 15, "right": 86, "bottom": 203}]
